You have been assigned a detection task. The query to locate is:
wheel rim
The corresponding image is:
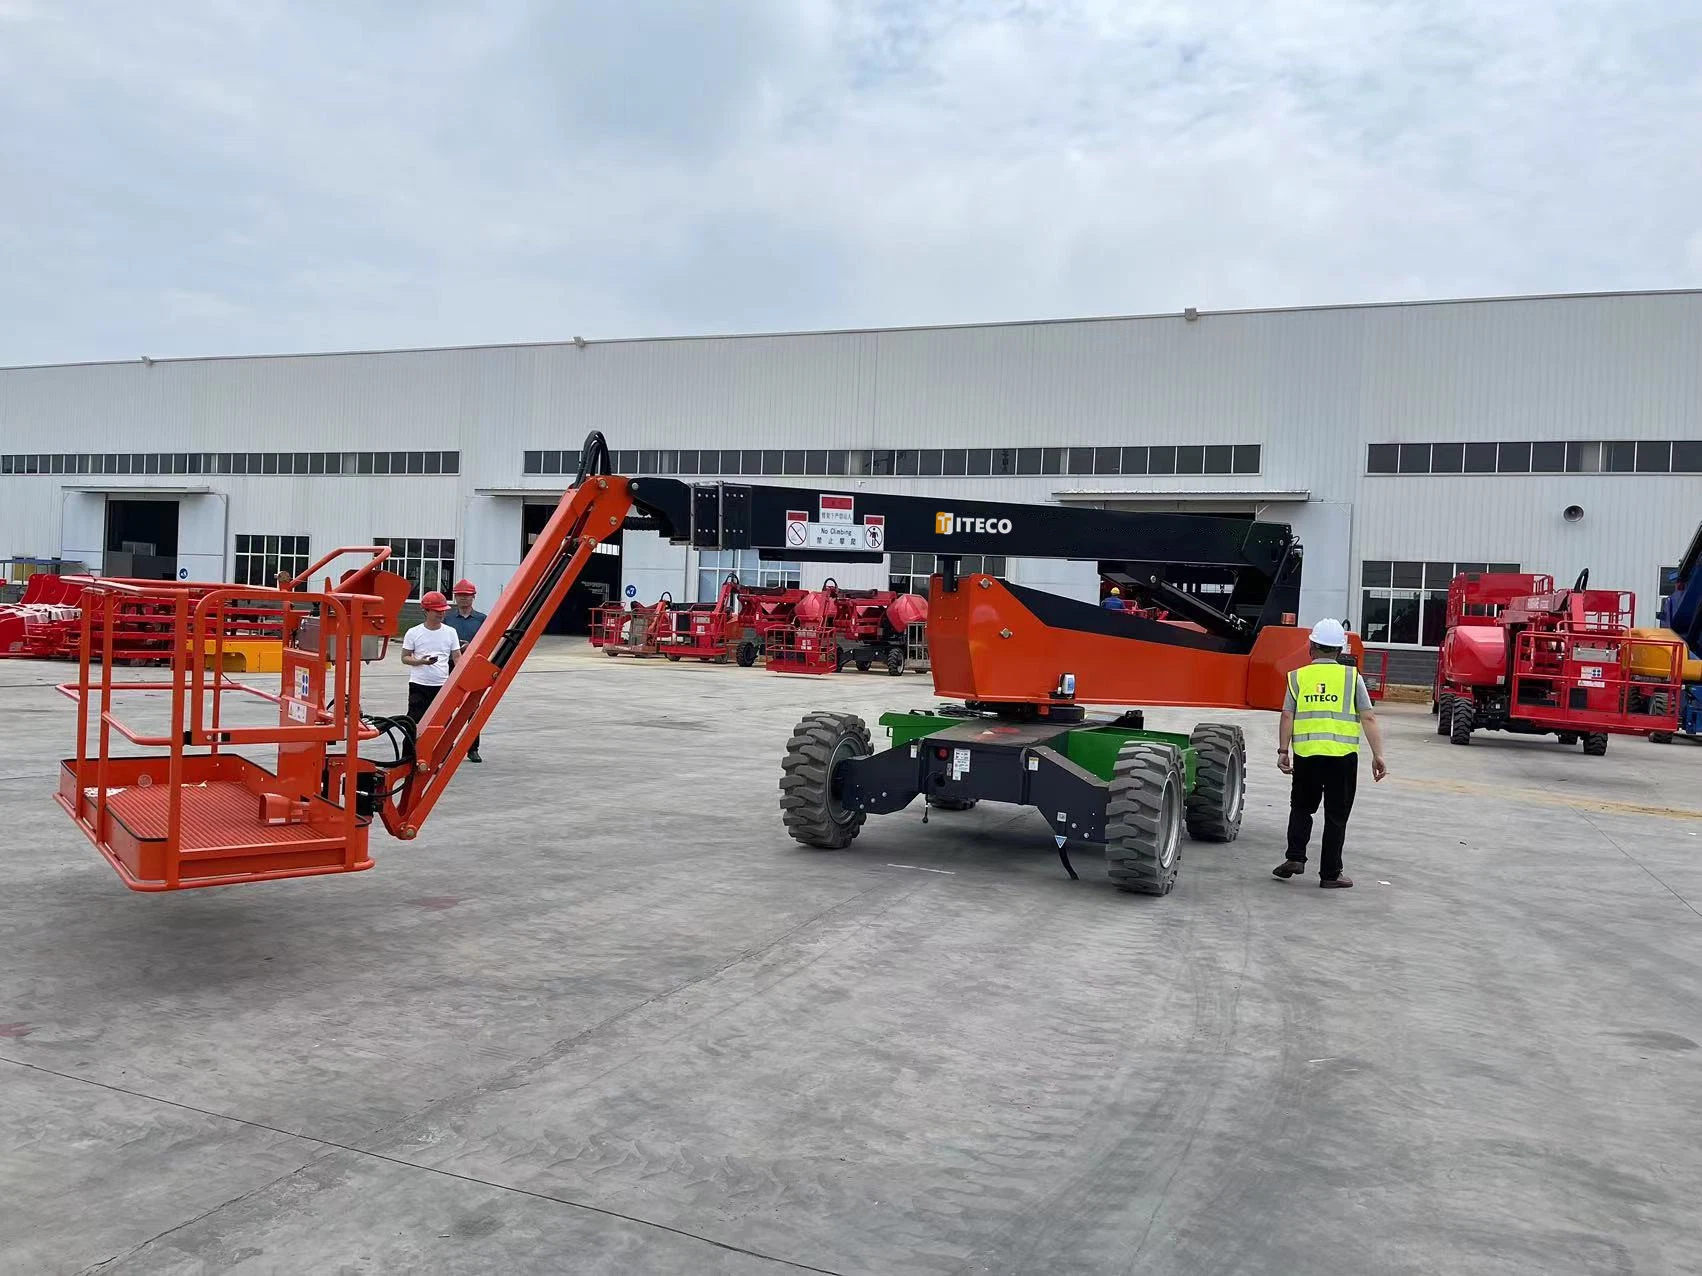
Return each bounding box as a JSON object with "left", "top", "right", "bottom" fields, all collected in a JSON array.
[
  {"left": 1158, "top": 776, "right": 1182, "bottom": 868},
  {"left": 825, "top": 735, "right": 864, "bottom": 825},
  {"left": 1224, "top": 751, "right": 1244, "bottom": 821}
]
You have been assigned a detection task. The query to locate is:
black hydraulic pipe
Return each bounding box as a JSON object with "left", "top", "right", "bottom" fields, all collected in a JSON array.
[{"left": 1129, "top": 576, "right": 1248, "bottom": 640}]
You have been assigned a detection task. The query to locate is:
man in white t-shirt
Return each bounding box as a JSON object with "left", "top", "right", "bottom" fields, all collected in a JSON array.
[{"left": 401, "top": 590, "right": 461, "bottom": 723}]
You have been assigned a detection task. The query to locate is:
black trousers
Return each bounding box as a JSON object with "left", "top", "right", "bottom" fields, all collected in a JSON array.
[
  {"left": 407, "top": 683, "right": 439, "bottom": 722},
  {"left": 405, "top": 683, "right": 481, "bottom": 755},
  {"left": 1286, "top": 752, "right": 1359, "bottom": 880}
]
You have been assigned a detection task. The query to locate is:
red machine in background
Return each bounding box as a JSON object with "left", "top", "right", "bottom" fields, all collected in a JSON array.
[
  {"left": 1435, "top": 570, "right": 1683, "bottom": 754},
  {"left": 589, "top": 593, "right": 674, "bottom": 658},
  {"left": 663, "top": 574, "right": 752, "bottom": 663},
  {"left": 1, "top": 573, "right": 284, "bottom": 664},
  {"left": 738, "top": 585, "right": 809, "bottom": 667},
  {"left": 766, "top": 580, "right": 927, "bottom": 676}
]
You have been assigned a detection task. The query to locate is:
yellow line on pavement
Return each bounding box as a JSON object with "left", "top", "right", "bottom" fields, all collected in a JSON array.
[{"left": 1392, "top": 775, "right": 1702, "bottom": 822}]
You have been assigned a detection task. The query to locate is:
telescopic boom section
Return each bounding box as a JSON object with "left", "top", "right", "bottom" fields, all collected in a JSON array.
[
  {"left": 625, "top": 477, "right": 1320, "bottom": 710},
  {"left": 380, "top": 471, "right": 637, "bottom": 838}
]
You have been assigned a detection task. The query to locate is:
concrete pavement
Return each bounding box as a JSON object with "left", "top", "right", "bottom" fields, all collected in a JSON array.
[{"left": 2, "top": 641, "right": 1700, "bottom": 1274}]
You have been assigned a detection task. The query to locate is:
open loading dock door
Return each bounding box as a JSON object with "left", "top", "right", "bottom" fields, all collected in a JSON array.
[
  {"left": 60, "top": 490, "right": 228, "bottom": 582},
  {"left": 524, "top": 501, "right": 620, "bottom": 634}
]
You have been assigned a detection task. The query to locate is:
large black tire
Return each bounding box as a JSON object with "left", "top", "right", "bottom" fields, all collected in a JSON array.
[
  {"left": 1651, "top": 731, "right": 1674, "bottom": 744},
  {"left": 1105, "top": 741, "right": 1185, "bottom": 896},
  {"left": 1450, "top": 697, "right": 1475, "bottom": 745},
  {"left": 1557, "top": 732, "right": 1579, "bottom": 745},
  {"left": 1583, "top": 732, "right": 1608, "bottom": 756},
  {"left": 1437, "top": 693, "right": 1454, "bottom": 736},
  {"left": 1184, "top": 723, "right": 1245, "bottom": 842},
  {"left": 885, "top": 648, "right": 905, "bottom": 676},
  {"left": 926, "top": 794, "right": 978, "bottom": 811},
  {"left": 780, "top": 712, "right": 872, "bottom": 848},
  {"left": 735, "top": 640, "right": 759, "bottom": 668},
  {"left": 855, "top": 661, "right": 871, "bottom": 672}
]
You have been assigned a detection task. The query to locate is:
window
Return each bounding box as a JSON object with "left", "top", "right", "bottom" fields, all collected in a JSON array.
[
  {"left": 1175, "top": 445, "right": 1204, "bottom": 474},
  {"left": 1148, "top": 445, "right": 1176, "bottom": 475},
  {"left": 990, "top": 448, "right": 1016, "bottom": 476},
  {"left": 1204, "top": 445, "right": 1233, "bottom": 475},
  {"left": 1605, "top": 441, "right": 1636, "bottom": 473},
  {"left": 919, "top": 449, "right": 942, "bottom": 476},
  {"left": 1095, "top": 446, "right": 1121, "bottom": 475},
  {"left": 1121, "top": 446, "right": 1149, "bottom": 475},
  {"left": 1657, "top": 567, "right": 1681, "bottom": 624},
  {"left": 1016, "top": 448, "right": 1042, "bottom": 476},
  {"left": 1367, "top": 444, "right": 1398, "bottom": 474},
  {"left": 234, "top": 534, "right": 310, "bottom": 587},
  {"left": 1676, "top": 442, "right": 1702, "bottom": 473},
  {"left": 1637, "top": 441, "right": 1672, "bottom": 474},
  {"left": 375, "top": 536, "right": 456, "bottom": 599},
  {"left": 888, "top": 552, "right": 1006, "bottom": 596},
  {"left": 1497, "top": 442, "right": 1531, "bottom": 473},
  {"left": 895, "top": 449, "right": 918, "bottom": 476},
  {"left": 1530, "top": 441, "right": 1565, "bottom": 472},
  {"left": 696, "top": 549, "right": 798, "bottom": 602},
  {"left": 942, "top": 449, "right": 966, "bottom": 476},
  {"left": 1566, "top": 441, "right": 1601, "bottom": 473},
  {"left": 1232, "top": 444, "right": 1260, "bottom": 475},
  {"left": 1359, "top": 558, "right": 1521, "bottom": 648},
  {"left": 1068, "top": 447, "right": 1095, "bottom": 475},
  {"left": 1429, "top": 442, "right": 1463, "bottom": 473},
  {"left": 1463, "top": 443, "right": 1497, "bottom": 473}
]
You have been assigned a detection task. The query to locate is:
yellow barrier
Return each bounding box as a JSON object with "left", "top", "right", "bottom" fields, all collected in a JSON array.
[{"left": 196, "top": 639, "right": 284, "bottom": 674}]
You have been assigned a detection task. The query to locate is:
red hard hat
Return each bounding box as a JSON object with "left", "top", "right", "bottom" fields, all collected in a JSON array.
[
  {"left": 453, "top": 578, "right": 476, "bottom": 596},
  {"left": 420, "top": 590, "right": 449, "bottom": 611}
]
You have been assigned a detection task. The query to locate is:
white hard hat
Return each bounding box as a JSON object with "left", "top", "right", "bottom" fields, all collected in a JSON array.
[{"left": 1309, "top": 617, "right": 1347, "bottom": 648}]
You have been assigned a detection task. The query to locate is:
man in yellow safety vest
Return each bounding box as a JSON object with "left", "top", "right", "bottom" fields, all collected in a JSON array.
[{"left": 1272, "top": 618, "right": 1388, "bottom": 888}]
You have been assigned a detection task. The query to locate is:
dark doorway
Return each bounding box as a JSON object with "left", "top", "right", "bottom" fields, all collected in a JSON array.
[
  {"left": 522, "top": 503, "right": 623, "bottom": 635},
  {"left": 106, "top": 499, "right": 180, "bottom": 580}
]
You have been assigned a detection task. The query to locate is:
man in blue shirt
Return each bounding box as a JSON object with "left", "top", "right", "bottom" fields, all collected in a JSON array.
[
  {"left": 446, "top": 579, "right": 488, "bottom": 762},
  {"left": 1102, "top": 586, "right": 1125, "bottom": 611}
]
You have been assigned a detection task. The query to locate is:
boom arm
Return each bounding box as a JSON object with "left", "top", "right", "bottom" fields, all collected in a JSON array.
[
  {"left": 380, "top": 439, "right": 639, "bottom": 837},
  {"left": 625, "top": 477, "right": 1302, "bottom": 645}
]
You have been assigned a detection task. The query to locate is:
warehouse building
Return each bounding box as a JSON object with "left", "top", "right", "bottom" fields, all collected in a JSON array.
[{"left": 3, "top": 288, "right": 1700, "bottom": 683}]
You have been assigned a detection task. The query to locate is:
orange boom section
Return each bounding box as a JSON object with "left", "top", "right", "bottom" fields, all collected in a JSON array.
[{"left": 928, "top": 574, "right": 1358, "bottom": 711}]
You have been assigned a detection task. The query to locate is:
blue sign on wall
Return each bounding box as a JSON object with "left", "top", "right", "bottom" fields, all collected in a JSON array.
[{"left": 624, "top": 584, "right": 637, "bottom": 598}]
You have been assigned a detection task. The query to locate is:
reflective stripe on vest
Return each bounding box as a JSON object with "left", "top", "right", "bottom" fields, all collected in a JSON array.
[{"left": 1289, "top": 662, "right": 1361, "bottom": 757}]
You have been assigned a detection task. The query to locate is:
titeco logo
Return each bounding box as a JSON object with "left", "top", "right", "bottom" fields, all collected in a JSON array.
[{"left": 935, "top": 511, "right": 1013, "bottom": 535}]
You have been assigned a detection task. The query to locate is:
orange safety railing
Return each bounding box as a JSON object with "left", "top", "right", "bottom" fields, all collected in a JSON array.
[{"left": 52, "top": 548, "right": 408, "bottom": 891}]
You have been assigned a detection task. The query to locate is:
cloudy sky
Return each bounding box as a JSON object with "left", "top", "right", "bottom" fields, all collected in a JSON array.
[{"left": 2, "top": 0, "right": 1699, "bottom": 365}]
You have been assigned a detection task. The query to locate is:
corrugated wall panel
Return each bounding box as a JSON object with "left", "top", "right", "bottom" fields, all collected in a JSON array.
[{"left": 4, "top": 290, "right": 1701, "bottom": 634}]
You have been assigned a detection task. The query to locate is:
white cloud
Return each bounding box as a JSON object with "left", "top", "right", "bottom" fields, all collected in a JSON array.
[{"left": 1, "top": 0, "right": 1699, "bottom": 363}]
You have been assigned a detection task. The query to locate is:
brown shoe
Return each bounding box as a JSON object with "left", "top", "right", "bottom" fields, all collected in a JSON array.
[
  {"left": 1320, "top": 876, "right": 1354, "bottom": 889},
  {"left": 1272, "top": 860, "right": 1306, "bottom": 878}
]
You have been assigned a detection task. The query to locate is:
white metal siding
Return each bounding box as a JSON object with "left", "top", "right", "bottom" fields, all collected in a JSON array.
[{"left": 3, "top": 290, "right": 1700, "bottom": 636}]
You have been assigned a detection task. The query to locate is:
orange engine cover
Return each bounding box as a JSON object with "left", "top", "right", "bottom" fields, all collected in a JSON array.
[{"left": 928, "top": 575, "right": 1355, "bottom": 711}]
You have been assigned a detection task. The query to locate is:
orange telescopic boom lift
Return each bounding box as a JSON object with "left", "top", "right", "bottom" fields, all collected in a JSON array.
[{"left": 51, "top": 432, "right": 1345, "bottom": 894}]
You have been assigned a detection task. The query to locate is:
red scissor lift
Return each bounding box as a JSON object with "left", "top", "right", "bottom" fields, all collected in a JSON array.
[{"left": 1437, "top": 571, "right": 1682, "bottom": 753}]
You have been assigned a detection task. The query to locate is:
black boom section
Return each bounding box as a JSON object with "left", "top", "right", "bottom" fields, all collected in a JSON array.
[
  {"left": 1004, "top": 582, "right": 1242, "bottom": 652},
  {"left": 628, "top": 477, "right": 1295, "bottom": 572}
]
